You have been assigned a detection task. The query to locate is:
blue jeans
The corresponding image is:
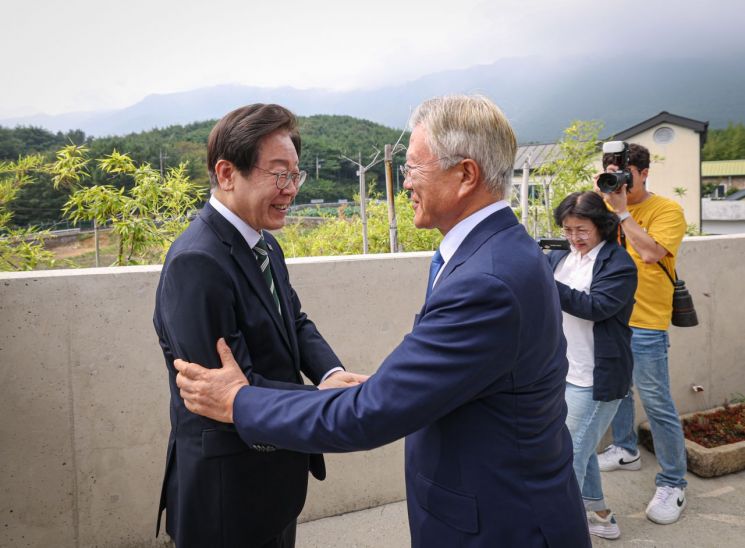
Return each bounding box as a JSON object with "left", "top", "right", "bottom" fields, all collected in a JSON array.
[
  {"left": 565, "top": 382, "right": 622, "bottom": 512},
  {"left": 608, "top": 327, "right": 688, "bottom": 488}
]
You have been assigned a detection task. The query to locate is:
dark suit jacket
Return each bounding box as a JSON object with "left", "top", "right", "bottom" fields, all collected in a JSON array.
[
  {"left": 230, "top": 208, "right": 591, "bottom": 548},
  {"left": 153, "top": 202, "right": 343, "bottom": 547},
  {"left": 548, "top": 242, "right": 637, "bottom": 401}
]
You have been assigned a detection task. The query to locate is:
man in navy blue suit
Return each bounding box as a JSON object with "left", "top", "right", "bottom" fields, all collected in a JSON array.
[
  {"left": 175, "top": 95, "right": 591, "bottom": 547},
  {"left": 154, "top": 104, "right": 367, "bottom": 547}
]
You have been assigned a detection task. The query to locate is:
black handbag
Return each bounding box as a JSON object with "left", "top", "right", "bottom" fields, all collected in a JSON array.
[{"left": 657, "top": 261, "right": 698, "bottom": 327}]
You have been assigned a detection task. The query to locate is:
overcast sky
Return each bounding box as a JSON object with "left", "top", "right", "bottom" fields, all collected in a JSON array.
[{"left": 3, "top": 0, "right": 743, "bottom": 118}]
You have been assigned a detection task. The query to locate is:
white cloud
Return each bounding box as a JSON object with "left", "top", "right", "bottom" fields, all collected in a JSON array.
[{"left": 2, "top": 0, "right": 743, "bottom": 117}]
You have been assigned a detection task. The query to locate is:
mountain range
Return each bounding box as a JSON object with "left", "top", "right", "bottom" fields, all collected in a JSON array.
[{"left": 4, "top": 54, "right": 744, "bottom": 143}]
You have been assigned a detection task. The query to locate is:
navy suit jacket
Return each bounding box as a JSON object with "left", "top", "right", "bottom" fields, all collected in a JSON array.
[
  {"left": 231, "top": 208, "right": 590, "bottom": 548},
  {"left": 548, "top": 242, "right": 637, "bottom": 401},
  {"left": 153, "top": 202, "right": 343, "bottom": 547}
]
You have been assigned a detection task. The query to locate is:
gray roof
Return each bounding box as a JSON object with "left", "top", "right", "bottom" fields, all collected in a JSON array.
[
  {"left": 514, "top": 143, "right": 562, "bottom": 171},
  {"left": 613, "top": 111, "right": 708, "bottom": 146},
  {"left": 514, "top": 111, "right": 709, "bottom": 173},
  {"left": 725, "top": 189, "right": 745, "bottom": 201}
]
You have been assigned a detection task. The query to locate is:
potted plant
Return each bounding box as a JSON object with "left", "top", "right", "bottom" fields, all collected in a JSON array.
[{"left": 638, "top": 395, "right": 745, "bottom": 478}]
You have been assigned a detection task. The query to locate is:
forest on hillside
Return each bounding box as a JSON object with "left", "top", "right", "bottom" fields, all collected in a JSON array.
[
  {"left": 2, "top": 118, "right": 744, "bottom": 228},
  {"left": 0, "top": 115, "right": 408, "bottom": 228}
]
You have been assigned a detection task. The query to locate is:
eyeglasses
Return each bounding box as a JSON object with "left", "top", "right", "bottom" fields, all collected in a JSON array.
[
  {"left": 398, "top": 156, "right": 462, "bottom": 181},
  {"left": 560, "top": 228, "right": 593, "bottom": 240},
  {"left": 253, "top": 166, "right": 307, "bottom": 190}
]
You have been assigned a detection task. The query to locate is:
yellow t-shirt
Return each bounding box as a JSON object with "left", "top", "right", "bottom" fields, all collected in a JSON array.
[{"left": 626, "top": 194, "right": 686, "bottom": 330}]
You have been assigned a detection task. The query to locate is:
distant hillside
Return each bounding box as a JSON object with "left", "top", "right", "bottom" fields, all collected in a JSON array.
[
  {"left": 3, "top": 115, "right": 407, "bottom": 227},
  {"left": 3, "top": 54, "right": 745, "bottom": 142}
]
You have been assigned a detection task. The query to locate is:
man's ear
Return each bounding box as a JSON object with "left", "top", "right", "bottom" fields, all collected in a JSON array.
[
  {"left": 214, "top": 160, "right": 235, "bottom": 191},
  {"left": 457, "top": 158, "right": 481, "bottom": 196}
]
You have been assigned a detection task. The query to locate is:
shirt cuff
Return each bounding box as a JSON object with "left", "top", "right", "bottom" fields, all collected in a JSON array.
[{"left": 320, "top": 366, "right": 344, "bottom": 383}]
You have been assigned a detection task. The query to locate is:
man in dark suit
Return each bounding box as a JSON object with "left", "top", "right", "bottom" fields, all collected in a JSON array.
[
  {"left": 153, "top": 104, "right": 367, "bottom": 547},
  {"left": 174, "top": 95, "right": 591, "bottom": 547}
]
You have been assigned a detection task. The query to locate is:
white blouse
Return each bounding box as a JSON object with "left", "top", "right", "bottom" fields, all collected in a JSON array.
[{"left": 554, "top": 241, "right": 606, "bottom": 387}]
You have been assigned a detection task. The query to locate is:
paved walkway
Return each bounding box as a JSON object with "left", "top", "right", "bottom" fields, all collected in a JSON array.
[{"left": 298, "top": 447, "right": 745, "bottom": 547}]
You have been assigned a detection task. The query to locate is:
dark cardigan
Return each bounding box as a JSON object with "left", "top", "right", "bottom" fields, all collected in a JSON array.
[{"left": 548, "top": 242, "right": 638, "bottom": 401}]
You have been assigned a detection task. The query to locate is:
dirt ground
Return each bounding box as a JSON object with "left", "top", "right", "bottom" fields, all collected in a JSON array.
[{"left": 48, "top": 231, "right": 115, "bottom": 259}]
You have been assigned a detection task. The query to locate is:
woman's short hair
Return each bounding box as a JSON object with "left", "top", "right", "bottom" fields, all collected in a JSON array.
[{"left": 553, "top": 191, "right": 620, "bottom": 242}]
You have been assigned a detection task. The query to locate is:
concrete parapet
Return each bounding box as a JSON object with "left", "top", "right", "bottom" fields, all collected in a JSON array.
[{"left": 1, "top": 237, "right": 744, "bottom": 547}]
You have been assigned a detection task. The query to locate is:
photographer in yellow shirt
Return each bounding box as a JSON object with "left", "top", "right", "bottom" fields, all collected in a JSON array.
[{"left": 594, "top": 143, "right": 688, "bottom": 525}]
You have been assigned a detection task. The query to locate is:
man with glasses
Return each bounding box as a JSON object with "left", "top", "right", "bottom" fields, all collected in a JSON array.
[
  {"left": 173, "top": 95, "right": 591, "bottom": 547},
  {"left": 153, "top": 104, "right": 367, "bottom": 547},
  {"left": 596, "top": 143, "right": 689, "bottom": 525}
]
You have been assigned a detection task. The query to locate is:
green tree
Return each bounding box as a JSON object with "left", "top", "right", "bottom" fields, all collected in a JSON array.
[
  {"left": 524, "top": 120, "right": 604, "bottom": 237},
  {"left": 56, "top": 147, "right": 206, "bottom": 265},
  {"left": 702, "top": 123, "right": 745, "bottom": 161},
  {"left": 278, "top": 189, "right": 440, "bottom": 257},
  {"left": 0, "top": 155, "right": 56, "bottom": 270}
]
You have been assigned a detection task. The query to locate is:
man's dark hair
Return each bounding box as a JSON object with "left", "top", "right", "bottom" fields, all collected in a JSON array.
[
  {"left": 602, "top": 143, "right": 650, "bottom": 171},
  {"left": 554, "top": 191, "right": 619, "bottom": 242},
  {"left": 207, "top": 104, "right": 301, "bottom": 188}
]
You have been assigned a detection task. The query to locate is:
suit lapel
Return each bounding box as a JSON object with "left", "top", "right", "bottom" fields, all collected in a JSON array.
[
  {"left": 592, "top": 241, "right": 614, "bottom": 277},
  {"left": 264, "top": 236, "right": 301, "bottom": 366},
  {"left": 199, "top": 204, "right": 291, "bottom": 351}
]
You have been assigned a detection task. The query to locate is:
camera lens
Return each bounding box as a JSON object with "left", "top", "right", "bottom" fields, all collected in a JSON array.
[{"left": 597, "top": 172, "right": 622, "bottom": 193}]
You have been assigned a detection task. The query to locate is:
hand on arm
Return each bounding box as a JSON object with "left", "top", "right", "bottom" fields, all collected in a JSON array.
[
  {"left": 318, "top": 370, "right": 370, "bottom": 389},
  {"left": 174, "top": 338, "right": 249, "bottom": 423}
]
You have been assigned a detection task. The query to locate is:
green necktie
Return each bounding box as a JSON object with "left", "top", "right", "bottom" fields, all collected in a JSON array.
[{"left": 253, "top": 234, "right": 281, "bottom": 315}]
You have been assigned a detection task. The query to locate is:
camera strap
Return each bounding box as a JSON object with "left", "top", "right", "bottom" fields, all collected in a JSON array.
[
  {"left": 617, "top": 223, "right": 677, "bottom": 285},
  {"left": 657, "top": 261, "right": 678, "bottom": 286}
]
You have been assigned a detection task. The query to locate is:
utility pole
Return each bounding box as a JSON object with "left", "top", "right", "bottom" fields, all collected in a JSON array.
[
  {"left": 520, "top": 156, "right": 530, "bottom": 230},
  {"left": 341, "top": 128, "right": 407, "bottom": 255},
  {"left": 358, "top": 152, "right": 368, "bottom": 254},
  {"left": 159, "top": 149, "right": 169, "bottom": 179},
  {"left": 384, "top": 144, "right": 398, "bottom": 252},
  {"left": 93, "top": 219, "right": 100, "bottom": 267},
  {"left": 315, "top": 155, "right": 323, "bottom": 180}
]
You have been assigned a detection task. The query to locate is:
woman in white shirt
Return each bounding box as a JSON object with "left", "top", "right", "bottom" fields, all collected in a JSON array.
[{"left": 547, "top": 191, "right": 637, "bottom": 541}]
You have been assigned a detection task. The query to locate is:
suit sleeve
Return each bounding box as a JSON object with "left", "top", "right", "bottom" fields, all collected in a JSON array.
[
  {"left": 160, "top": 250, "right": 313, "bottom": 391},
  {"left": 232, "top": 271, "right": 521, "bottom": 453},
  {"left": 270, "top": 236, "right": 344, "bottom": 385},
  {"left": 554, "top": 249, "right": 638, "bottom": 322},
  {"left": 290, "top": 286, "right": 344, "bottom": 384}
]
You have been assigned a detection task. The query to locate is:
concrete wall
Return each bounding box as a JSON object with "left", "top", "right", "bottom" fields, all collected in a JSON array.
[
  {"left": 702, "top": 198, "right": 745, "bottom": 235},
  {"left": 2, "top": 238, "right": 745, "bottom": 547}
]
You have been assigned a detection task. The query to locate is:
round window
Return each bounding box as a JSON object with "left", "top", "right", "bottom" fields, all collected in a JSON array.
[{"left": 653, "top": 126, "right": 675, "bottom": 144}]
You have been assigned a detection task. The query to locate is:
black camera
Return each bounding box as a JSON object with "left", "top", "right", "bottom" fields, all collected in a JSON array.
[
  {"left": 597, "top": 141, "right": 633, "bottom": 194},
  {"left": 536, "top": 238, "right": 570, "bottom": 251}
]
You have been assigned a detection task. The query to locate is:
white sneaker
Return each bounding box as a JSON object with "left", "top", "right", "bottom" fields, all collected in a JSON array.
[
  {"left": 587, "top": 511, "right": 621, "bottom": 540},
  {"left": 597, "top": 444, "right": 642, "bottom": 472},
  {"left": 646, "top": 486, "right": 687, "bottom": 524}
]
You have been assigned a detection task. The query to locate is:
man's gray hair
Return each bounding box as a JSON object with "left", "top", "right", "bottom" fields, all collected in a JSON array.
[{"left": 409, "top": 94, "right": 517, "bottom": 198}]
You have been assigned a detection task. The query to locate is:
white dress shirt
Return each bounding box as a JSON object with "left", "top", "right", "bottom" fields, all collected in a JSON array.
[
  {"left": 209, "top": 194, "right": 262, "bottom": 248},
  {"left": 554, "top": 241, "right": 606, "bottom": 387},
  {"left": 434, "top": 200, "right": 510, "bottom": 285}
]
